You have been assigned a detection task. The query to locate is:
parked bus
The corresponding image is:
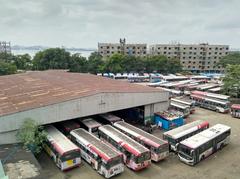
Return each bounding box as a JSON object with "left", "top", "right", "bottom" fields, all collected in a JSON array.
[
  {"left": 178, "top": 124, "right": 231, "bottom": 165},
  {"left": 70, "top": 128, "right": 124, "bottom": 178},
  {"left": 170, "top": 101, "right": 190, "bottom": 117},
  {"left": 55, "top": 120, "right": 80, "bottom": 139},
  {"left": 191, "top": 93, "right": 230, "bottom": 113},
  {"left": 231, "top": 104, "right": 240, "bottom": 118},
  {"left": 97, "top": 113, "right": 124, "bottom": 125},
  {"left": 43, "top": 125, "right": 81, "bottom": 171},
  {"left": 98, "top": 125, "right": 151, "bottom": 171},
  {"left": 171, "top": 98, "right": 195, "bottom": 114},
  {"left": 76, "top": 118, "right": 102, "bottom": 135},
  {"left": 113, "top": 121, "right": 169, "bottom": 162},
  {"left": 163, "top": 120, "right": 209, "bottom": 151}
]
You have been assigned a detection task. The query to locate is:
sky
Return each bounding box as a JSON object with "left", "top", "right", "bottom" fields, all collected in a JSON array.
[{"left": 0, "top": 0, "right": 240, "bottom": 49}]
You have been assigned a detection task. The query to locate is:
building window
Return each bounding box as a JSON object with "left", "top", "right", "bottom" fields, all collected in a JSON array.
[
  {"left": 107, "top": 51, "right": 110, "bottom": 53},
  {"left": 189, "top": 61, "right": 191, "bottom": 63},
  {"left": 107, "top": 46, "right": 109, "bottom": 49},
  {"left": 182, "top": 61, "right": 185, "bottom": 64},
  {"left": 164, "top": 47, "right": 167, "bottom": 50},
  {"left": 183, "top": 47, "right": 186, "bottom": 50},
  {"left": 219, "top": 52, "right": 222, "bottom": 55},
  {"left": 209, "top": 48, "right": 212, "bottom": 50},
  {"left": 193, "top": 61, "right": 196, "bottom": 64},
  {"left": 209, "top": 52, "right": 211, "bottom": 55},
  {"left": 158, "top": 52, "right": 160, "bottom": 55},
  {"left": 169, "top": 47, "right": 171, "bottom": 50},
  {"left": 220, "top": 48, "right": 222, "bottom": 50},
  {"left": 208, "top": 57, "right": 211, "bottom": 59},
  {"left": 158, "top": 47, "right": 160, "bottom": 50},
  {"left": 214, "top": 61, "right": 216, "bottom": 63},
  {"left": 225, "top": 52, "right": 228, "bottom": 55},
  {"left": 183, "top": 56, "right": 185, "bottom": 59},
  {"left": 214, "top": 56, "right": 217, "bottom": 59},
  {"left": 215, "top": 52, "right": 217, "bottom": 54},
  {"left": 208, "top": 62, "right": 210, "bottom": 64},
  {"left": 100, "top": 46, "right": 103, "bottom": 49},
  {"left": 183, "top": 52, "right": 186, "bottom": 54},
  {"left": 194, "top": 52, "right": 197, "bottom": 55},
  {"left": 208, "top": 66, "right": 210, "bottom": 68},
  {"left": 193, "top": 57, "right": 196, "bottom": 59},
  {"left": 189, "top": 51, "right": 192, "bottom": 54},
  {"left": 190, "top": 47, "right": 192, "bottom": 50},
  {"left": 188, "top": 66, "right": 191, "bottom": 68},
  {"left": 189, "top": 56, "right": 192, "bottom": 59},
  {"left": 164, "top": 51, "right": 167, "bottom": 54},
  {"left": 226, "top": 47, "right": 229, "bottom": 50},
  {"left": 118, "top": 46, "right": 120, "bottom": 49},
  {"left": 215, "top": 47, "right": 218, "bottom": 50},
  {"left": 168, "top": 52, "right": 171, "bottom": 54}
]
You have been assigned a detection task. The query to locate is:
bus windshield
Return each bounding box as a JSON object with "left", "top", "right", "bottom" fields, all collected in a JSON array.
[
  {"left": 153, "top": 144, "right": 169, "bottom": 154},
  {"left": 134, "top": 152, "right": 150, "bottom": 164},
  {"left": 61, "top": 150, "right": 80, "bottom": 161},
  {"left": 91, "top": 127, "right": 98, "bottom": 133},
  {"left": 104, "top": 157, "right": 122, "bottom": 170},
  {"left": 178, "top": 144, "right": 193, "bottom": 159}
]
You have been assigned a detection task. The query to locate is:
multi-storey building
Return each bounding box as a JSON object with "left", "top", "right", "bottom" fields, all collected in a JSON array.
[
  {"left": 149, "top": 43, "right": 229, "bottom": 73},
  {"left": 0, "top": 41, "right": 11, "bottom": 54},
  {"left": 98, "top": 39, "right": 147, "bottom": 58}
]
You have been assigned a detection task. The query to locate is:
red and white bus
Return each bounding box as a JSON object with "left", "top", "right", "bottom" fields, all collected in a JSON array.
[
  {"left": 113, "top": 121, "right": 169, "bottom": 162},
  {"left": 163, "top": 120, "right": 209, "bottom": 151},
  {"left": 70, "top": 128, "right": 124, "bottom": 178},
  {"left": 171, "top": 97, "right": 195, "bottom": 114},
  {"left": 178, "top": 124, "right": 231, "bottom": 165},
  {"left": 97, "top": 113, "right": 124, "bottom": 125},
  {"left": 98, "top": 125, "right": 151, "bottom": 171},
  {"left": 191, "top": 91, "right": 230, "bottom": 113},
  {"left": 231, "top": 104, "right": 240, "bottom": 118},
  {"left": 55, "top": 120, "right": 80, "bottom": 139},
  {"left": 43, "top": 125, "right": 81, "bottom": 171}
]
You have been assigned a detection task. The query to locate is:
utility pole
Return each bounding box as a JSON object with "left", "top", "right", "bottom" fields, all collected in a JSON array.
[{"left": 119, "top": 38, "right": 126, "bottom": 55}]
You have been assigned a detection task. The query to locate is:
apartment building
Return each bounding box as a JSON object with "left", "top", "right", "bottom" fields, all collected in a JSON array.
[
  {"left": 0, "top": 41, "right": 11, "bottom": 54},
  {"left": 149, "top": 43, "right": 229, "bottom": 73},
  {"left": 98, "top": 41, "right": 147, "bottom": 58}
]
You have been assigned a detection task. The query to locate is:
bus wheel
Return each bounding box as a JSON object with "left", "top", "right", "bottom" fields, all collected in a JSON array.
[
  {"left": 220, "top": 144, "right": 224, "bottom": 150},
  {"left": 201, "top": 155, "right": 205, "bottom": 161}
]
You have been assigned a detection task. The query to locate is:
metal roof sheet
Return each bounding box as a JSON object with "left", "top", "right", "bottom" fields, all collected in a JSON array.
[{"left": 0, "top": 70, "right": 163, "bottom": 117}]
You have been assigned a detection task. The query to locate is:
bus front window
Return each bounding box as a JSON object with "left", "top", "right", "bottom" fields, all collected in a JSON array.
[
  {"left": 134, "top": 152, "right": 150, "bottom": 164},
  {"left": 178, "top": 145, "right": 193, "bottom": 159},
  {"left": 107, "top": 157, "right": 122, "bottom": 169}
]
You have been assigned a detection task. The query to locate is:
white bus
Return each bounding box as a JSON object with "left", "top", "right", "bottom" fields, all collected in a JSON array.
[
  {"left": 178, "top": 124, "right": 231, "bottom": 165},
  {"left": 191, "top": 93, "right": 230, "bottom": 113},
  {"left": 43, "top": 125, "right": 81, "bottom": 171},
  {"left": 163, "top": 120, "right": 209, "bottom": 151},
  {"left": 70, "top": 128, "right": 124, "bottom": 178},
  {"left": 113, "top": 121, "right": 169, "bottom": 162},
  {"left": 170, "top": 101, "right": 190, "bottom": 117},
  {"left": 171, "top": 98, "right": 195, "bottom": 114},
  {"left": 98, "top": 125, "right": 151, "bottom": 171},
  {"left": 76, "top": 118, "right": 102, "bottom": 135}
]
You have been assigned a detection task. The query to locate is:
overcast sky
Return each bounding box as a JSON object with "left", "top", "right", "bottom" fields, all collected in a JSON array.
[{"left": 0, "top": 0, "right": 240, "bottom": 49}]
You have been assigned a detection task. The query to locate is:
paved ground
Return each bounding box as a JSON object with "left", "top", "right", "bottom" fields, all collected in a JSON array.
[{"left": 38, "top": 108, "right": 240, "bottom": 179}]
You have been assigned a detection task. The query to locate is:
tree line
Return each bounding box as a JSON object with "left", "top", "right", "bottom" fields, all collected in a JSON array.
[{"left": 0, "top": 48, "right": 183, "bottom": 75}]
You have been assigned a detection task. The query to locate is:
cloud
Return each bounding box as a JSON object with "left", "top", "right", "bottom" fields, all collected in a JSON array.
[{"left": 0, "top": 0, "right": 239, "bottom": 48}]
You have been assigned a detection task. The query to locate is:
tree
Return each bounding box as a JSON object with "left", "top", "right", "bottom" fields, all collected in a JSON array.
[
  {"left": 103, "top": 54, "right": 125, "bottom": 73},
  {"left": 69, "top": 53, "right": 88, "bottom": 73},
  {"left": 218, "top": 52, "right": 240, "bottom": 68},
  {"left": 0, "top": 61, "right": 17, "bottom": 75},
  {"left": 33, "top": 48, "right": 71, "bottom": 70},
  {"left": 14, "top": 54, "right": 32, "bottom": 70},
  {"left": 17, "top": 118, "right": 47, "bottom": 155},
  {"left": 87, "top": 52, "right": 104, "bottom": 74},
  {"left": 222, "top": 65, "right": 240, "bottom": 98}
]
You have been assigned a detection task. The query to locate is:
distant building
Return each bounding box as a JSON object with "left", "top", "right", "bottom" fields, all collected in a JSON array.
[
  {"left": 0, "top": 41, "right": 11, "bottom": 54},
  {"left": 149, "top": 43, "right": 229, "bottom": 73},
  {"left": 98, "top": 38, "right": 147, "bottom": 58}
]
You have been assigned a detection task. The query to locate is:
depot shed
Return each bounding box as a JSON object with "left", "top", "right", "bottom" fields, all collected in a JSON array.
[{"left": 0, "top": 70, "right": 169, "bottom": 144}]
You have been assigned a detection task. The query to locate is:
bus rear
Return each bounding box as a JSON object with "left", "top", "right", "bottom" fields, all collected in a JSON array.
[
  {"left": 102, "top": 155, "right": 124, "bottom": 178},
  {"left": 44, "top": 125, "right": 81, "bottom": 171},
  {"left": 231, "top": 104, "right": 240, "bottom": 118}
]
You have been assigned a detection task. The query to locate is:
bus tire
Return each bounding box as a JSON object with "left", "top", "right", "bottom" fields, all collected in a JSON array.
[
  {"left": 201, "top": 155, "right": 205, "bottom": 161},
  {"left": 220, "top": 143, "right": 224, "bottom": 150}
]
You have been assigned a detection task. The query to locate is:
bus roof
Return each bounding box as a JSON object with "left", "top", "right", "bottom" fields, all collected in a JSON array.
[
  {"left": 171, "top": 98, "right": 192, "bottom": 106},
  {"left": 231, "top": 104, "right": 240, "bottom": 110},
  {"left": 205, "top": 97, "right": 229, "bottom": 105},
  {"left": 70, "top": 128, "right": 120, "bottom": 161},
  {"left": 114, "top": 121, "right": 167, "bottom": 148},
  {"left": 78, "top": 118, "right": 102, "bottom": 128},
  {"left": 170, "top": 101, "right": 190, "bottom": 109},
  {"left": 180, "top": 124, "right": 231, "bottom": 149},
  {"left": 99, "top": 113, "right": 122, "bottom": 123},
  {"left": 191, "top": 91, "right": 230, "bottom": 100},
  {"left": 45, "top": 125, "right": 79, "bottom": 155},
  {"left": 98, "top": 125, "right": 149, "bottom": 156},
  {"left": 163, "top": 120, "right": 208, "bottom": 139}
]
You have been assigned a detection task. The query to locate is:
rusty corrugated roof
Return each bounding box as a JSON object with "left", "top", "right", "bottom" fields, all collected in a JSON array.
[{"left": 0, "top": 70, "right": 163, "bottom": 117}]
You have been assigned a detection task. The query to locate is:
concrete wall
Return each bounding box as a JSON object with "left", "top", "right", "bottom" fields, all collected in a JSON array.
[{"left": 0, "top": 91, "right": 169, "bottom": 144}]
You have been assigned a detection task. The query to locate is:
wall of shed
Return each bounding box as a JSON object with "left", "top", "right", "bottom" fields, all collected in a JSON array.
[{"left": 0, "top": 91, "right": 168, "bottom": 144}]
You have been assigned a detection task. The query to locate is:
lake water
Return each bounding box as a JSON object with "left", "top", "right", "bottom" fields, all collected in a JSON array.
[{"left": 12, "top": 49, "right": 95, "bottom": 59}]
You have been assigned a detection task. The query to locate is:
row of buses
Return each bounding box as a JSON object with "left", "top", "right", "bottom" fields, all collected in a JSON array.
[
  {"left": 43, "top": 114, "right": 231, "bottom": 177},
  {"left": 43, "top": 114, "right": 170, "bottom": 178}
]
